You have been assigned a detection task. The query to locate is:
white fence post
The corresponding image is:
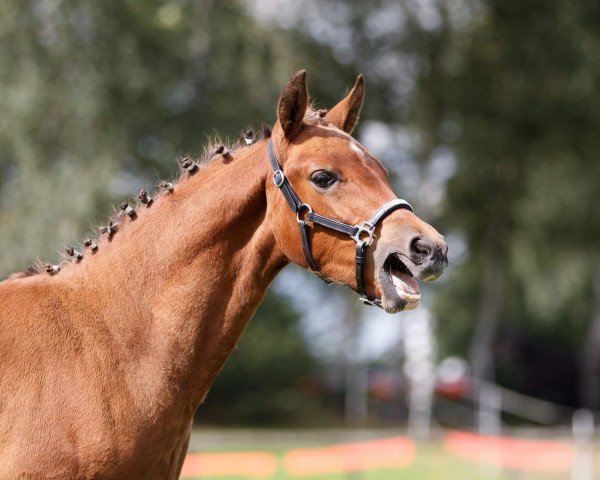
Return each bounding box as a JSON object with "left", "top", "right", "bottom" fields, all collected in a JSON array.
[
  {"left": 403, "top": 312, "right": 436, "bottom": 441},
  {"left": 478, "top": 382, "right": 501, "bottom": 436},
  {"left": 572, "top": 408, "right": 594, "bottom": 480}
]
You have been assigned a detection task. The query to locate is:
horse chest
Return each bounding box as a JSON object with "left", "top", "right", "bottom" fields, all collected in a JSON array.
[
  {"left": 0, "top": 354, "right": 191, "bottom": 479},
  {"left": 2, "top": 416, "right": 191, "bottom": 480}
]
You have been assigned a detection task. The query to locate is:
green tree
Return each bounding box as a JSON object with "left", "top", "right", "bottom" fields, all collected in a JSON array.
[
  {"left": 429, "top": 0, "right": 600, "bottom": 407},
  {"left": 285, "top": 0, "right": 600, "bottom": 409}
]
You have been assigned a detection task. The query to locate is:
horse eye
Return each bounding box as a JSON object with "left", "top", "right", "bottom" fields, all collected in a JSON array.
[{"left": 311, "top": 170, "right": 337, "bottom": 188}]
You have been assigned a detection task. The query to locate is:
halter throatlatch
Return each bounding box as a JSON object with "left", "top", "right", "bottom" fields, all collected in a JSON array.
[{"left": 268, "top": 140, "right": 414, "bottom": 308}]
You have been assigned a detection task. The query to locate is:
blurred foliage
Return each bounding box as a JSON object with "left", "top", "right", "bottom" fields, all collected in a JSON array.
[
  {"left": 422, "top": 0, "right": 600, "bottom": 407},
  {"left": 197, "top": 293, "right": 336, "bottom": 426},
  {"left": 0, "top": 0, "right": 319, "bottom": 275},
  {"left": 2, "top": 0, "right": 600, "bottom": 422}
]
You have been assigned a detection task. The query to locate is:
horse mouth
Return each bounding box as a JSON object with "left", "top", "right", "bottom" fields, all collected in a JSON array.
[{"left": 378, "top": 253, "right": 421, "bottom": 313}]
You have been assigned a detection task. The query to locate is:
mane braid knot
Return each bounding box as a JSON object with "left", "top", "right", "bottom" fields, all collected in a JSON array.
[
  {"left": 213, "top": 144, "right": 230, "bottom": 158},
  {"left": 65, "top": 246, "right": 83, "bottom": 261},
  {"left": 100, "top": 221, "right": 117, "bottom": 236},
  {"left": 180, "top": 157, "right": 198, "bottom": 174},
  {"left": 120, "top": 203, "right": 136, "bottom": 219},
  {"left": 244, "top": 130, "right": 255, "bottom": 145},
  {"left": 45, "top": 264, "right": 60, "bottom": 274},
  {"left": 83, "top": 239, "right": 98, "bottom": 251},
  {"left": 159, "top": 182, "right": 174, "bottom": 193},
  {"left": 138, "top": 190, "right": 153, "bottom": 206}
]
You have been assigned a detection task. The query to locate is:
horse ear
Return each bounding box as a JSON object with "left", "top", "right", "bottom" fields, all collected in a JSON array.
[
  {"left": 325, "top": 74, "right": 365, "bottom": 134},
  {"left": 277, "top": 70, "right": 308, "bottom": 140}
]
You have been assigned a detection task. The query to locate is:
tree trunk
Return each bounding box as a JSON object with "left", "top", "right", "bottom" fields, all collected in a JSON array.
[
  {"left": 469, "top": 208, "right": 508, "bottom": 384},
  {"left": 344, "top": 300, "right": 368, "bottom": 426},
  {"left": 469, "top": 252, "right": 506, "bottom": 383},
  {"left": 469, "top": 197, "right": 510, "bottom": 432}
]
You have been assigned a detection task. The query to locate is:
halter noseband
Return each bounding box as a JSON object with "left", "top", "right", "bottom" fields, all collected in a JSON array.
[{"left": 268, "top": 140, "right": 414, "bottom": 308}]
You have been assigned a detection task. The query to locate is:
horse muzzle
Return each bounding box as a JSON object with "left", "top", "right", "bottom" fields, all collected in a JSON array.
[{"left": 375, "top": 236, "right": 448, "bottom": 314}]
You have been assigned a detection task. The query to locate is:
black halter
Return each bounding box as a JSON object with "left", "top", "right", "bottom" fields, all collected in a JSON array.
[{"left": 268, "top": 140, "right": 414, "bottom": 308}]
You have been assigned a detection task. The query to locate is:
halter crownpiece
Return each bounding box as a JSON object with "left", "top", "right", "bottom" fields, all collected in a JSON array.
[{"left": 267, "top": 140, "right": 414, "bottom": 308}]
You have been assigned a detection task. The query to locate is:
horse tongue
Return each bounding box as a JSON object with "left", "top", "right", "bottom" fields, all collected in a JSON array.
[{"left": 391, "top": 270, "right": 420, "bottom": 298}]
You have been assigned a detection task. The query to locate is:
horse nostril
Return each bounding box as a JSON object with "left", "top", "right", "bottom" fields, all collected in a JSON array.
[{"left": 410, "top": 237, "right": 433, "bottom": 259}]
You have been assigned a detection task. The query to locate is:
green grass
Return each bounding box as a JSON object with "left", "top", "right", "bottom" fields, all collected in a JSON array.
[
  {"left": 186, "top": 460, "right": 563, "bottom": 480},
  {"left": 184, "top": 436, "right": 574, "bottom": 480}
]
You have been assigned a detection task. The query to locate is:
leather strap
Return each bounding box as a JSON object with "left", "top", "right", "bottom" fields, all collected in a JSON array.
[
  {"left": 268, "top": 141, "right": 302, "bottom": 212},
  {"left": 307, "top": 212, "right": 358, "bottom": 237},
  {"left": 355, "top": 242, "right": 368, "bottom": 296},
  {"left": 298, "top": 219, "right": 319, "bottom": 271},
  {"left": 365, "top": 199, "right": 413, "bottom": 228}
]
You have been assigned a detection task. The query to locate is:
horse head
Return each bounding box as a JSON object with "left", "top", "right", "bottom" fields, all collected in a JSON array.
[{"left": 267, "top": 70, "right": 448, "bottom": 313}]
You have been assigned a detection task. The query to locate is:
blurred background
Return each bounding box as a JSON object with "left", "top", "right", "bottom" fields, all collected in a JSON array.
[{"left": 1, "top": 0, "right": 599, "bottom": 478}]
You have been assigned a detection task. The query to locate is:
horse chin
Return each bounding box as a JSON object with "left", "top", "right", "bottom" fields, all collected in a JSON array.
[{"left": 376, "top": 253, "right": 421, "bottom": 314}]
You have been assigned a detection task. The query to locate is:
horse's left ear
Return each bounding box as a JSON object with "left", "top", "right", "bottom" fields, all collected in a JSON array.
[
  {"left": 325, "top": 74, "right": 365, "bottom": 134},
  {"left": 277, "top": 70, "right": 309, "bottom": 140}
]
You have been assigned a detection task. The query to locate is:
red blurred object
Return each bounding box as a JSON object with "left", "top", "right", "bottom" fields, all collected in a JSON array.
[
  {"left": 435, "top": 376, "right": 471, "bottom": 399},
  {"left": 444, "top": 430, "right": 572, "bottom": 473},
  {"left": 369, "top": 371, "right": 396, "bottom": 401}
]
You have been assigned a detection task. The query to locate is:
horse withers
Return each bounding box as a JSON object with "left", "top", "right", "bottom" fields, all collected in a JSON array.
[{"left": 0, "top": 71, "right": 447, "bottom": 479}]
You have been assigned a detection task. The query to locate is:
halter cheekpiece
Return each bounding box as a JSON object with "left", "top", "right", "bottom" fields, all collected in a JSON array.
[{"left": 267, "top": 140, "right": 414, "bottom": 308}]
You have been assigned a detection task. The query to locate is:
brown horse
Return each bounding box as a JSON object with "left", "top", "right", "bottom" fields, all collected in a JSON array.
[{"left": 0, "top": 71, "right": 447, "bottom": 479}]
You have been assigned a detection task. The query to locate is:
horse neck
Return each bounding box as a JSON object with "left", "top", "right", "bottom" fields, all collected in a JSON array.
[{"left": 67, "top": 140, "right": 287, "bottom": 409}]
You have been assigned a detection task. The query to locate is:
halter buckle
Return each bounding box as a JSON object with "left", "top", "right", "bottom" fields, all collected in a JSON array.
[
  {"left": 296, "top": 203, "right": 313, "bottom": 225},
  {"left": 359, "top": 296, "right": 382, "bottom": 308},
  {"left": 351, "top": 223, "right": 375, "bottom": 246},
  {"left": 273, "top": 170, "right": 285, "bottom": 188}
]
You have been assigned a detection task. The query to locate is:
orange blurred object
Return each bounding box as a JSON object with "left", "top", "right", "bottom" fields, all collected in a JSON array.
[
  {"left": 283, "top": 436, "right": 416, "bottom": 476},
  {"left": 180, "top": 451, "right": 277, "bottom": 478}
]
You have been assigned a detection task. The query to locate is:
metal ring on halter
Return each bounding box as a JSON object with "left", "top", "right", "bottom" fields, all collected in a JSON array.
[
  {"left": 273, "top": 170, "right": 285, "bottom": 188},
  {"left": 351, "top": 223, "right": 375, "bottom": 246},
  {"left": 296, "top": 203, "right": 313, "bottom": 225}
]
